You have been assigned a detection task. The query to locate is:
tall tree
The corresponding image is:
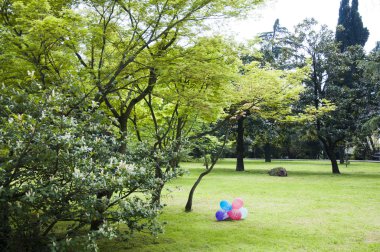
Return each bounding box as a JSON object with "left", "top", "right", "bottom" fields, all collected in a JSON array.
[
  {"left": 234, "top": 19, "right": 304, "bottom": 166},
  {"left": 290, "top": 19, "right": 372, "bottom": 174},
  {"left": 336, "top": 0, "right": 369, "bottom": 52},
  {"left": 131, "top": 36, "right": 240, "bottom": 203},
  {"left": 336, "top": 0, "right": 368, "bottom": 89},
  {"left": 335, "top": 0, "right": 369, "bottom": 162},
  {"left": 233, "top": 61, "right": 307, "bottom": 171}
]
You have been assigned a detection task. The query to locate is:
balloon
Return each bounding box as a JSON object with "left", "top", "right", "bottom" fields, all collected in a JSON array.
[
  {"left": 240, "top": 207, "right": 248, "bottom": 219},
  {"left": 215, "top": 210, "right": 228, "bottom": 221},
  {"left": 227, "top": 209, "right": 242, "bottom": 220},
  {"left": 215, "top": 210, "right": 225, "bottom": 221},
  {"left": 232, "top": 198, "right": 244, "bottom": 209},
  {"left": 220, "top": 200, "right": 232, "bottom": 211},
  {"left": 216, "top": 198, "right": 247, "bottom": 221}
]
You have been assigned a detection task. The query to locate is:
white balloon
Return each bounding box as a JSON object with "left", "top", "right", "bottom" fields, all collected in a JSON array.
[{"left": 240, "top": 207, "right": 248, "bottom": 219}]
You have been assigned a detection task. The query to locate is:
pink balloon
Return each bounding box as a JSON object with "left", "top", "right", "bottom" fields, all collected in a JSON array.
[
  {"left": 227, "top": 209, "right": 242, "bottom": 220},
  {"left": 232, "top": 198, "right": 244, "bottom": 209}
]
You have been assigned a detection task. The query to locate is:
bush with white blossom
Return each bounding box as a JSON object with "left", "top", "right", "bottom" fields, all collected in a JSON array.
[{"left": 0, "top": 86, "right": 179, "bottom": 251}]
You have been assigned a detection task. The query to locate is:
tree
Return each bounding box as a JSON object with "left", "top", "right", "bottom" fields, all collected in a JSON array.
[
  {"left": 336, "top": 0, "right": 369, "bottom": 52},
  {"left": 130, "top": 36, "right": 241, "bottom": 205},
  {"left": 185, "top": 132, "right": 230, "bottom": 212},
  {"left": 276, "top": 125, "right": 323, "bottom": 159},
  {"left": 232, "top": 60, "right": 307, "bottom": 171},
  {"left": 0, "top": 0, "right": 267, "bottom": 249},
  {"left": 257, "top": 18, "right": 298, "bottom": 69},
  {"left": 231, "top": 22, "right": 305, "bottom": 170},
  {"left": 335, "top": 0, "right": 371, "bottom": 162},
  {"left": 354, "top": 42, "right": 380, "bottom": 159},
  {"left": 335, "top": 0, "right": 369, "bottom": 111},
  {"left": 70, "top": 0, "right": 267, "bottom": 228},
  {"left": 246, "top": 117, "right": 281, "bottom": 162},
  {"left": 290, "top": 19, "right": 372, "bottom": 173}
]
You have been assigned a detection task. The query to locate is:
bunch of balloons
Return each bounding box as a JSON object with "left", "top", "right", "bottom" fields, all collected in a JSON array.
[{"left": 215, "top": 198, "right": 248, "bottom": 221}]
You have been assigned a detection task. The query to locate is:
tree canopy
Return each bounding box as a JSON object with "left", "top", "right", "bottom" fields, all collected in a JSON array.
[
  {"left": 336, "top": 0, "right": 369, "bottom": 52},
  {"left": 0, "top": 0, "right": 268, "bottom": 250}
]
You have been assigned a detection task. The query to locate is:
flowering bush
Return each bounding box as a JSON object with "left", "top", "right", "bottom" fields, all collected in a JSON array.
[{"left": 0, "top": 86, "right": 176, "bottom": 251}]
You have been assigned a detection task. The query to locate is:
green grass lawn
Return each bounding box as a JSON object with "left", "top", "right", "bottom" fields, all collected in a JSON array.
[{"left": 101, "top": 159, "right": 380, "bottom": 251}]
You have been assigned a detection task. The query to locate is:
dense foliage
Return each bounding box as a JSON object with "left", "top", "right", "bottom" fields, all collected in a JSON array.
[
  {"left": 0, "top": 85, "right": 167, "bottom": 250},
  {"left": 234, "top": 12, "right": 379, "bottom": 172},
  {"left": 336, "top": 0, "right": 369, "bottom": 52},
  {"left": 0, "top": 0, "right": 266, "bottom": 250},
  {"left": 0, "top": 0, "right": 378, "bottom": 250}
]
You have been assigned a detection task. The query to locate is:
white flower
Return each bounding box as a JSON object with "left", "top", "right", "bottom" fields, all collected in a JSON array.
[
  {"left": 139, "top": 167, "right": 146, "bottom": 173},
  {"left": 27, "top": 70, "right": 35, "bottom": 77},
  {"left": 91, "top": 101, "right": 99, "bottom": 108},
  {"left": 118, "top": 160, "right": 127, "bottom": 169},
  {"left": 25, "top": 189, "right": 35, "bottom": 202},
  {"left": 109, "top": 157, "right": 117, "bottom": 166},
  {"left": 118, "top": 161, "right": 136, "bottom": 174},
  {"left": 73, "top": 168, "right": 82, "bottom": 179},
  {"left": 59, "top": 132, "right": 72, "bottom": 141}
]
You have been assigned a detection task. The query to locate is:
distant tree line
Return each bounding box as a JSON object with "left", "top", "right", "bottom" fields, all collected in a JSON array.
[{"left": 216, "top": 0, "right": 379, "bottom": 174}]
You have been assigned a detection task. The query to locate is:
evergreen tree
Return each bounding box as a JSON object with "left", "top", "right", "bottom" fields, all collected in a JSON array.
[
  {"left": 288, "top": 19, "right": 372, "bottom": 174},
  {"left": 336, "top": 0, "right": 369, "bottom": 52},
  {"left": 334, "top": 0, "right": 369, "bottom": 163}
]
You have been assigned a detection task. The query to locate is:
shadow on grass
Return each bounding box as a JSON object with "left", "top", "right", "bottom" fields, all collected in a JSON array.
[
  {"left": 286, "top": 170, "right": 380, "bottom": 179},
  {"left": 204, "top": 167, "right": 380, "bottom": 179}
]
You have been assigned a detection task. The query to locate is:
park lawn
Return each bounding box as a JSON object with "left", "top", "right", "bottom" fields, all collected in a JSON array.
[{"left": 100, "top": 159, "right": 380, "bottom": 251}]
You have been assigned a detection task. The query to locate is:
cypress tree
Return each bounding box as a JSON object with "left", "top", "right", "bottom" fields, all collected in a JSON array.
[
  {"left": 333, "top": 0, "right": 369, "bottom": 166},
  {"left": 335, "top": 0, "right": 369, "bottom": 88},
  {"left": 336, "top": 0, "right": 369, "bottom": 52},
  {"left": 336, "top": 0, "right": 350, "bottom": 50}
]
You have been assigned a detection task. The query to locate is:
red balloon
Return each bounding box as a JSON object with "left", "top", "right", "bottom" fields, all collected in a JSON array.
[
  {"left": 227, "top": 209, "right": 242, "bottom": 220},
  {"left": 232, "top": 198, "right": 244, "bottom": 209}
]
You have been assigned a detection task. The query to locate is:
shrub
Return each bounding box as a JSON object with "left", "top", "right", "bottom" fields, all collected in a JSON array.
[{"left": 0, "top": 86, "right": 172, "bottom": 251}]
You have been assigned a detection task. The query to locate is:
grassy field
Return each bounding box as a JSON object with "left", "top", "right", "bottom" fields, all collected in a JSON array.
[{"left": 101, "top": 159, "right": 380, "bottom": 251}]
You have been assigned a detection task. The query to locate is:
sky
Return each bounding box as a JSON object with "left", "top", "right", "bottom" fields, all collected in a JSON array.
[{"left": 212, "top": 0, "right": 380, "bottom": 52}]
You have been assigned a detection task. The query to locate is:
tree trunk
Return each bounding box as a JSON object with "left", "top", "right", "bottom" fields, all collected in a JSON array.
[
  {"left": 319, "top": 136, "right": 341, "bottom": 174},
  {"left": 152, "top": 163, "right": 164, "bottom": 206},
  {"left": 90, "top": 69, "right": 157, "bottom": 230},
  {"left": 185, "top": 134, "right": 228, "bottom": 212},
  {"left": 185, "top": 168, "right": 210, "bottom": 212},
  {"left": 330, "top": 153, "right": 340, "bottom": 174},
  {"left": 325, "top": 144, "right": 341, "bottom": 174},
  {"left": 367, "top": 136, "right": 376, "bottom": 157},
  {"left": 90, "top": 118, "right": 129, "bottom": 231},
  {"left": 90, "top": 190, "right": 113, "bottom": 230},
  {"left": 0, "top": 197, "right": 10, "bottom": 251},
  {"left": 339, "top": 145, "right": 345, "bottom": 164},
  {"left": 0, "top": 167, "right": 12, "bottom": 251},
  {"left": 264, "top": 142, "right": 272, "bottom": 162},
  {"left": 185, "top": 155, "right": 222, "bottom": 212},
  {"left": 169, "top": 117, "right": 183, "bottom": 170},
  {"left": 235, "top": 117, "right": 245, "bottom": 171}
]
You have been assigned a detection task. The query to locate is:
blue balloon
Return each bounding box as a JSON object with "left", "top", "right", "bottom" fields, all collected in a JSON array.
[
  {"left": 220, "top": 200, "right": 232, "bottom": 211},
  {"left": 215, "top": 210, "right": 226, "bottom": 221}
]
